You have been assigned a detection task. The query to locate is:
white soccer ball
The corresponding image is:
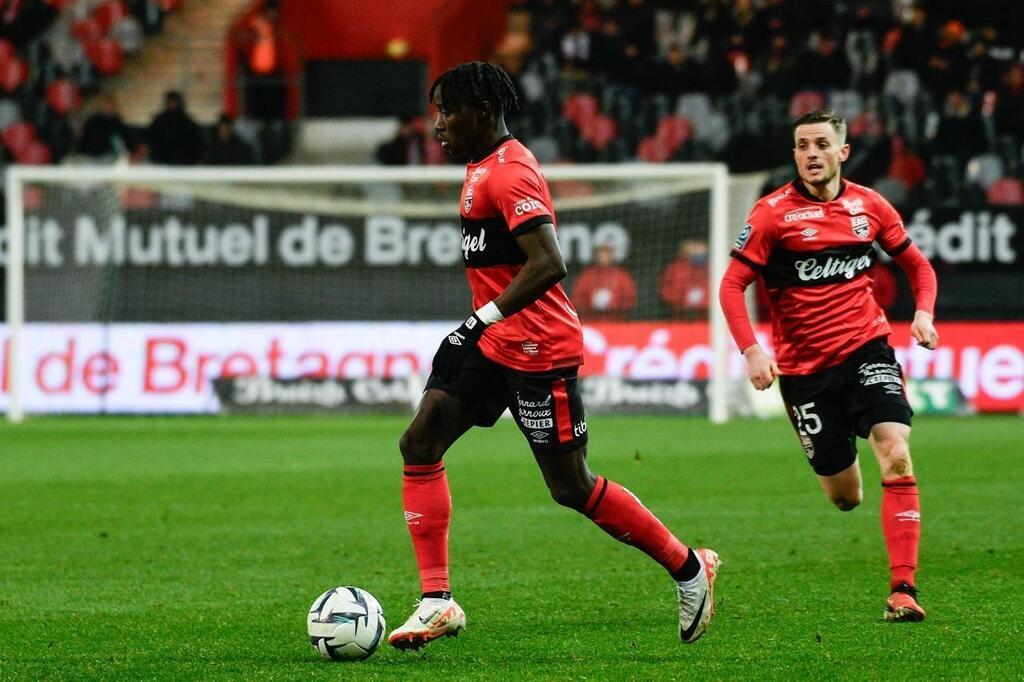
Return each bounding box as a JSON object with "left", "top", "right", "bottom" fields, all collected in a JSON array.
[{"left": 307, "top": 586, "right": 386, "bottom": 660}]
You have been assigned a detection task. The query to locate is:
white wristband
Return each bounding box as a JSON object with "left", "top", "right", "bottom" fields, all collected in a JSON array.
[{"left": 475, "top": 301, "right": 504, "bottom": 325}]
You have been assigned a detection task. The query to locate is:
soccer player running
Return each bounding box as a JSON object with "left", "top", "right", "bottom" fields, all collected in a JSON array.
[
  {"left": 719, "top": 110, "right": 937, "bottom": 622},
  {"left": 387, "top": 62, "right": 720, "bottom": 650}
]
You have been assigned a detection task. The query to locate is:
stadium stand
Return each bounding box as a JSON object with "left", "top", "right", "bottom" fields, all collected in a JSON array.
[{"left": 498, "top": 0, "right": 1024, "bottom": 209}]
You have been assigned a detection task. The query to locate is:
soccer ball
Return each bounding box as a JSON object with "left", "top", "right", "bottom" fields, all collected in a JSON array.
[{"left": 307, "top": 586, "right": 386, "bottom": 660}]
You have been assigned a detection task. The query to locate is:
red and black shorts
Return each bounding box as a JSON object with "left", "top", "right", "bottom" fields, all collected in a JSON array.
[
  {"left": 778, "top": 338, "right": 913, "bottom": 477},
  {"left": 425, "top": 343, "right": 588, "bottom": 456}
]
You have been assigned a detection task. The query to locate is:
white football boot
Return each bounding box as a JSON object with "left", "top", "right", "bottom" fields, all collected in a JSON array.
[
  {"left": 387, "top": 597, "right": 466, "bottom": 651},
  {"left": 676, "top": 548, "right": 721, "bottom": 644}
]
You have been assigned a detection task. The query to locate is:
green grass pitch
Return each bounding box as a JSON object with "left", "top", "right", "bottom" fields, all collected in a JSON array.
[{"left": 1, "top": 414, "right": 1021, "bottom": 680}]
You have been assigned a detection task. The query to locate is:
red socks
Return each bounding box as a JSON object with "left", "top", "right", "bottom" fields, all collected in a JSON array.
[
  {"left": 402, "top": 462, "right": 451, "bottom": 594},
  {"left": 881, "top": 475, "right": 921, "bottom": 589},
  {"left": 583, "top": 476, "right": 690, "bottom": 575}
]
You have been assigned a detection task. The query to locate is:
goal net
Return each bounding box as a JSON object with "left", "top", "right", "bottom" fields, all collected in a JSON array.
[{"left": 4, "top": 164, "right": 762, "bottom": 422}]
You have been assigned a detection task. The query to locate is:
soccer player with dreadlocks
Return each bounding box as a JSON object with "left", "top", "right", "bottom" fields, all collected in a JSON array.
[{"left": 387, "top": 62, "right": 720, "bottom": 651}]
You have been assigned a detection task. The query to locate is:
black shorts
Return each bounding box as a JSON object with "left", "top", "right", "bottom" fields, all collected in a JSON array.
[
  {"left": 425, "top": 343, "right": 588, "bottom": 456},
  {"left": 778, "top": 338, "right": 913, "bottom": 477}
]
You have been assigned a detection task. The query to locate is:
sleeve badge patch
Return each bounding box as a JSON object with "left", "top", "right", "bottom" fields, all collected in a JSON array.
[{"left": 733, "top": 223, "right": 752, "bottom": 250}]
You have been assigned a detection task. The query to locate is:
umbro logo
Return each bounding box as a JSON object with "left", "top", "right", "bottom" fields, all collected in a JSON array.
[
  {"left": 404, "top": 511, "right": 424, "bottom": 525},
  {"left": 800, "top": 228, "right": 817, "bottom": 240},
  {"left": 448, "top": 334, "right": 462, "bottom": 346},
  {"left": 529, "top": 430, "right": 548, "bottom": 442},
  {"left": 895, "top": 510, "right": 921, "bottom": 522}
]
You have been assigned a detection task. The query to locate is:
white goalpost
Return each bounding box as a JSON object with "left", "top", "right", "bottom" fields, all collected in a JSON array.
[{"left": 5, "top": 163, "right": 753, "bottom": 424}]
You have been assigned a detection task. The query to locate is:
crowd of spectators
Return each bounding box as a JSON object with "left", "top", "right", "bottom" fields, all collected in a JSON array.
[
  {"left": 0, "top": 0, "right": 294, "bottom": 178},
  {"left": 495, "top": 0, "right": 1024, "bottom": 208}
]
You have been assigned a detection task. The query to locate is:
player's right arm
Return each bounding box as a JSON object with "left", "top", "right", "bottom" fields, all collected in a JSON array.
[{"left": 718, "top": 203, "right": 781, "bottom": 390}]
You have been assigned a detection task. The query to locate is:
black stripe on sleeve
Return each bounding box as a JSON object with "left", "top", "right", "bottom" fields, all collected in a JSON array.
[
  {"left": 403, "top": 467, "right": 446, "bottom": 477},
  {"left": 730, "top": 251, "right": 764, "bottom": 271},
  {"left": 885, "top": 237, "right": 913, "bottom": 258},
  {"left": 583, "top": 478, "right": 609, "bottom": 517},
  {"left": 511, "top": 215, "right": 553, "bottom": 236}
]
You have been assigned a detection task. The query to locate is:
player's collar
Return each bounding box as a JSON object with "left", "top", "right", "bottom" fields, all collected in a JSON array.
[
  {"left": 791, "top": 178, "right": 847, "bottom": 202},
  {"left": 470, "top": 134, "right": 515, "bottom": 163}
]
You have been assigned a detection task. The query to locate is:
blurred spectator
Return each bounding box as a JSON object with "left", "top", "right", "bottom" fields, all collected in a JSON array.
[
  {"left": 147, "top": 90, "right": 203, "bottom": 165},
  {"left": 659, "top": 239, "right": 710, "bottom": 319},
  {"left": 571, "top": 241, "right": 637, "bottom": 321},
  {"left": 76, "top": 93, "right": 132, "bottom": 159},
  {"left": 234, "top": 0, "right": 287, "bottom": 120},
  {"left": 375, "top": 114, "right": 426, "bottom": 166},
  {"left": 799, "top": 31, "right": 851, "bottom": 91},
  {"left": 888, "top": 136, "right": 926, "bottom": 191},
  {"left": 202, "top": 114, "right": 254, "bottom": 165},
  {"left": 932, "top": 90, "right": 987, "bottom": 164},
  {"left": 995, "top": 65, "right": 1024, "bottom": 138}
]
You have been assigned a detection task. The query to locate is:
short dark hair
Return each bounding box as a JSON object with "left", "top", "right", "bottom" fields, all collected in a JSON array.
[
  {"left": 792, "top": 110, "right": 847, "bottom": 145},
  {"left": 429, "top": 62, "right": 519, "bottom": 116}
]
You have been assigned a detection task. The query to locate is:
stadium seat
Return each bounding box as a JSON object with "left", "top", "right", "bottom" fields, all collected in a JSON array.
[
  {"left": 15, "top": 139, "right": 52, "bottom": 165},
  {"left": 789, "top": 90, "right": 825, "bottom": 118},
  {"left": 655, "top": 115, "right": 692, "bottom": 151},
  {"left": 528, "top": 135, "right": 560, "bottom": 164},
  {"left": 45, "top": 78, "right": 82, "bottom": 115},
  {"left": 693, "top": 110, "right": 730, "bottom": 152},
  {"left": 2, "top": 121, "right": 35, "bottom": 154},
  {"left": 675, "top": 92, "right": 711, "bottom": 123},
  {"left": 0, "top": 39, "right": 15, "bottom": 64},
  {"left": 965, "top": 153, "right": 1004, "bottom": 191},
  {"left": 85, "top": 38, "right": 125, "bottom": 75},
  {"left": 883, "top": 70, "right": 921, "bottom": 106},
  {"left": 581, "top": 114, "right": 618, "bottom": 151},
  {"left": 872, "top": 176, "right": 908, "bottom": 206},
  {"left": 829, "top": 90, "right": 864, "bottom": 121},
  {"left": 0, "top": 99, "right": 20, "bottom": 130},
  {"left": 111, "top": 16, "right": 144, "bottom": 53},
  {"left": 95, "top": 0, "right": 129, "bottom": 34},
  {"left": 986, "top": 177, "right": 1024, "bottom": 205},
  {"left": 562, "top": 92, "right": 599, "bottom": 129},
  {"left": 73, "top": 16, "right": 104, "bottom": 42},
  {"left": 637, "top": 135, "right": 672, "bottom": 163},
  {"left": 0, "top": 58, "right": 28, "bottom": 93}
]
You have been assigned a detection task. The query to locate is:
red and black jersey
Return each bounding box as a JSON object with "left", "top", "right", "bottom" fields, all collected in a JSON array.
[
  {"left": 459, "top": 137, "right": 584, "bottom": 372},
  {"left": 731, "top": 179, "right": 912, "bottom": 375}
]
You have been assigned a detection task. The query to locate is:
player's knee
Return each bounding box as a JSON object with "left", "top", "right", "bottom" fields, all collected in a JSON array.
[
  {"left": 831, "top": 491, "right": 862, "bottom": 511},
  {"left": 877, "top": 437, "right": 912, "bottom": 478},
  {"left": 548, "top": 482, "right": 590, "bottom": 511},
  {"left": 398, "top": 429, "right": 442, "bottom": 465}
]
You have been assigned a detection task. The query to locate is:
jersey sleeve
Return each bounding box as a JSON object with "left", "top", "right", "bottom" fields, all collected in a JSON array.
[
  {"left": 491, "top": 161, "right": 555, "bottom": 235},
  {"left": 730, "top": 201, "right": 776, "bottom": 269},
  {"left": 875, "top": 197, "right": 913, "bottom": 256}
]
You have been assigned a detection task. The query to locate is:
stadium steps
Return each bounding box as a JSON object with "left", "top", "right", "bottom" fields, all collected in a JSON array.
[{"left": 100, "top": 0, "right": 253, "bottom": 126}]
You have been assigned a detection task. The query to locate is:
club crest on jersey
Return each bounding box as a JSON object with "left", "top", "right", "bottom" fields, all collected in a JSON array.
[
  {"left": 734, "top": 224, "right": 752, "bottom": 250},
  {"left": 842, "top": 197, "right": 865, "bottom": 216},
  {"left": 464, "top": 167, "right": 487, "bottom": 214},
  {"left": 850, "top": 215, "right": 870, "bottom": 240}
]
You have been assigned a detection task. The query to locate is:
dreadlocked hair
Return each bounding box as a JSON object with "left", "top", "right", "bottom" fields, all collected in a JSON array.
[{"left": 429, "top": 62, "right": 519, "bottom": 115}]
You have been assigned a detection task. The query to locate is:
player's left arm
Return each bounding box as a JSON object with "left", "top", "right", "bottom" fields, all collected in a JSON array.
[
  {"left": 494, "top": 224, "right": 566, "bottom": 316},
  {"left": 877, "top": 200, "right": 939, "bottom": 349}
]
